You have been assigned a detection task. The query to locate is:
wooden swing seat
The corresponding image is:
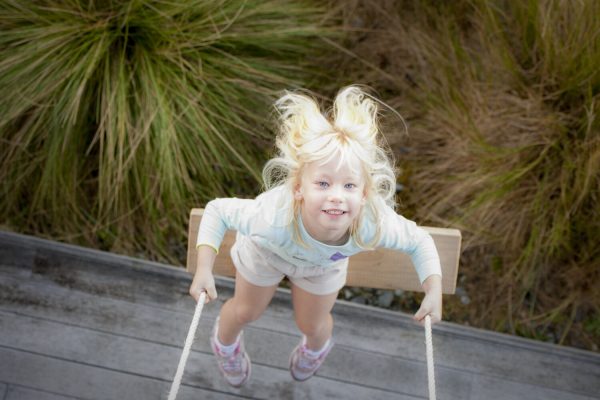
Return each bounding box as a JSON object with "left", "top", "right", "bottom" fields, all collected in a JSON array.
[{"left": 187, "top": 208, "right": 461, "bottom": 294}]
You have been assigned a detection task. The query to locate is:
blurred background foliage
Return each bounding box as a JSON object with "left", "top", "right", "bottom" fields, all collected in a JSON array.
[
  {"left": 1, "top": 0, "right": 598, "bottom": 351},
  {"left": 0, "top": 0, "right": 336, "bottom": 260}
]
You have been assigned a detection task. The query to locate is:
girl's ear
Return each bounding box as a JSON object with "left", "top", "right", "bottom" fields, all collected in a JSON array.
[
  {"left": 360, "top": 189, "right": 367, "bottom": 205},
  {"left": 294, "top": 183, "right": 303, "bottom": 200}
]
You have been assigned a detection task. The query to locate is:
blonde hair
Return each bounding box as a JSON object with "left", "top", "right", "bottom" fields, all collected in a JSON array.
[{"left": 262, "top": 86, "right": 398, "bottom": 249}]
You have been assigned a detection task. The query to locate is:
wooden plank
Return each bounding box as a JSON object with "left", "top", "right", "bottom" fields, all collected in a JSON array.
[
  {"left": 4, "top": 386, "right": 79, "bottom": 400},
  {"left": 2, "top": 309, "right": 595, "bottom": 400},
  {"left": 187, "top": 208, "right": 461, "bottom": 293},
  {"left": 1, "top": 232, "right": 599, "bottom": 395},
  {"left": 0, "top": 281, "right": 439, "bottom": 398},
  {"left": 1, "top": 231, "right": 599, "bottom": 377},
  {"left": 2, "top": 273, "right": 599, "bottom": 399},
  {"left": 0, "top": 348, "right": 240, "bottom": 400},
  {"left": 2, "top": 231, "right": 600, "bottom": 399},
  {"left": 0, "top": 312, "right": 417, "bottom": 400},
  {"left": 469, "top": 376, "right": 598, "bottom": 400}
]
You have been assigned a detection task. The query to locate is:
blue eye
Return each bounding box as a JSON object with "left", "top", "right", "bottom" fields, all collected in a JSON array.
[
  {"left": 345, "top": 183, "right": 356, "bottom": 189},
  {"left": 317, "top": 181, "right": 329, "bottom": 188}
]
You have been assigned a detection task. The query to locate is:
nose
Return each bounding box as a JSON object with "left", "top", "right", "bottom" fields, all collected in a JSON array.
[{"left": 328, "top": 185, "right": 344, "bottom": 203}]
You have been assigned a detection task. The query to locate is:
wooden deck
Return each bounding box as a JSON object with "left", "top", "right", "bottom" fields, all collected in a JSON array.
[{"left": 1, "top": 231, "right": 598, "bottom": 400}]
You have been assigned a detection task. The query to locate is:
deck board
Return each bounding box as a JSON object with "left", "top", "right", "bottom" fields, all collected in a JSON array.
[
  {"left": 1, "top": 231, "right": 599, "bottom": 400},
  {"left": 4, "top": 385, "right": 82, "bottom": 400}
]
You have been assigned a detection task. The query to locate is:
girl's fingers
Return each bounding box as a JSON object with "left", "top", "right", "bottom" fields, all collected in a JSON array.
[
  {"left": 206, "top": 286, "right": 218, "bottom": 303},
  {"left": 190, "top": 288, "right": 209, "bottom": 303},
  {"left": 189, "top": 273, "right": 217, "bottom": 304},
  {"left": 413, "top": 307, "right": 441, "bottom": 326},
  {"left": 413, "top": 307, "right": 427, "bottom": 325}
]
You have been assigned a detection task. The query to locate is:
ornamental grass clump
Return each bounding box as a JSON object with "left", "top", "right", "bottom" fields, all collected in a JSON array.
[
  {"left": 0, "top": 0, "right": 335, "bottom": 260},
  {"left": 336, "top": 0, "right": 599, "bottom": 349}
]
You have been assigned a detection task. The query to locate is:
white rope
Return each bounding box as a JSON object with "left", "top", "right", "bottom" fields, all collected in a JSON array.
[
  {"left": 167, "top": 294, "right": 435, "bottom": 400},
  {"left": 168, "top": 292, "right": 206, "bottom": 400},
  {"left": 424, "top": 315, "right": 436, "bottom": 400}
]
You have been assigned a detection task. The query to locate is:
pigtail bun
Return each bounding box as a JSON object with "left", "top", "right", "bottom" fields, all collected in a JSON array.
[
  {"left": 333, "top": 86, "right": 379, "bottom": 143},
  {"left": 332, "top": 87, "right": 396, "bottom": 210},
  {"left": 275, "top": 91, "right": 332, "bottom": 155}
]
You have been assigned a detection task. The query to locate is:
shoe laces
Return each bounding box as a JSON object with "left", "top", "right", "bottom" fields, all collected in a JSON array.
[
  {"left": 220, "top": 347, "right": 243, "bottom": 373},
  {"left": 297, "top": 346, "right": 320, "bottom": 370}
]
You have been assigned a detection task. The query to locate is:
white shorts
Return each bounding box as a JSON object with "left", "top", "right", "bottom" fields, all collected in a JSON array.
[{"left": 230, "top": 233, "right": 348, "bottom": 296}]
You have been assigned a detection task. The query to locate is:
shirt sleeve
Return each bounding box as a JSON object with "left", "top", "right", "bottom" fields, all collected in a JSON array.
[
  {"left": 196, "top": 197, "right": 258, "bottom": 254},
  {"left": 376, "top": 206, "right": 442, "bottom": 284}
]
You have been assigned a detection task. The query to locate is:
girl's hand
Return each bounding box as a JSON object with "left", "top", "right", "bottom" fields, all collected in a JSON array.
[
  {"left": 413, "top": 274, "right": 442, "bottom": 325},
  {"left": 189, "top": 268, "right": 217, "bottom": 304},
  {"left": 189, "top": 245, "right": 219, "bottom": 304}
]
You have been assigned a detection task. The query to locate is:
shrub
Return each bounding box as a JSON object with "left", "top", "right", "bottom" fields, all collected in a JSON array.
[
  {"left": 335, "top": 0, "right": 599, "bottom": 350},
  {"left": 0, "top": 0, "right": 336, "bottom": 261}
]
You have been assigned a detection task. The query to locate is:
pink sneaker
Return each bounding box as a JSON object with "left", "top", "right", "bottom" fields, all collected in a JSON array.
[
  {"left": 289, "top": 336, "right": 333, "bottom": 381},
  {"left": 210, "top": 318, "right": 251, "bottom": 387}
]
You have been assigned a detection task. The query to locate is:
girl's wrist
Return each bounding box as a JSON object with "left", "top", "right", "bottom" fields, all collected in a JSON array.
[{"left": 422, "top": 274, "right": 442, "bottom": 295}]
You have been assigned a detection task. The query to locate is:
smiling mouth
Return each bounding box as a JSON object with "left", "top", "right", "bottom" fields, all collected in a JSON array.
[{"left": 322, "top": 210, "right": 346, "bottom": 215}]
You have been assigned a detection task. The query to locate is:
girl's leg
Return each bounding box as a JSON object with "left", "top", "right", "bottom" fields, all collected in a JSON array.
[
  {"left": 217, "top": 271, "right": 279, "bottom": 345},
  {"left": 291, "top": 284, "right": 338, "bottom": 350}
]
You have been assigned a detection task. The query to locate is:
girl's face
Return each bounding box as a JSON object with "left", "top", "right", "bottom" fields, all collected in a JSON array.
[{"left": 294, "top": 151, "right": 366, "bottom": 246}]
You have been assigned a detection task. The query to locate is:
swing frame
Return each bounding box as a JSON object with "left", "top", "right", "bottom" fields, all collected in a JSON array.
[{"left": 186, "top": 208, "right": 461, "bottom": 294}]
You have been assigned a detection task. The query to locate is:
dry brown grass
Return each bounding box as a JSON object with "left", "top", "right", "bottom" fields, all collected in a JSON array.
[{"left": 329, "top": 0, "right": 599, "bottom": 350}]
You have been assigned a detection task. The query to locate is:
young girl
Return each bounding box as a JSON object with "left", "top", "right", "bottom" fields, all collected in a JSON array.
[{"left": 189, "top": 86, "right": 442, "bottom": 387}]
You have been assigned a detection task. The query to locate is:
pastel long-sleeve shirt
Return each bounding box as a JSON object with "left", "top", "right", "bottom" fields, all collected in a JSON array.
[{"left": 196, "top": 185, "right": 441, "bottom": 283}]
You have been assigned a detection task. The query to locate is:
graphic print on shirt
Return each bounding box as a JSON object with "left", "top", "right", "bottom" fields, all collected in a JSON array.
[{"left": 329, "top": 252, "right": 347, "bottom": 262}]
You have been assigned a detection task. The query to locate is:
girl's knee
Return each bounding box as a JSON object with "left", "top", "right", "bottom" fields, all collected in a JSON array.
[
  {"left": 232, "top": 300, "right": 263, "bottom": 325},
  {"left": 295, "top": 313, "right": 332, "bottom": 337}
]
